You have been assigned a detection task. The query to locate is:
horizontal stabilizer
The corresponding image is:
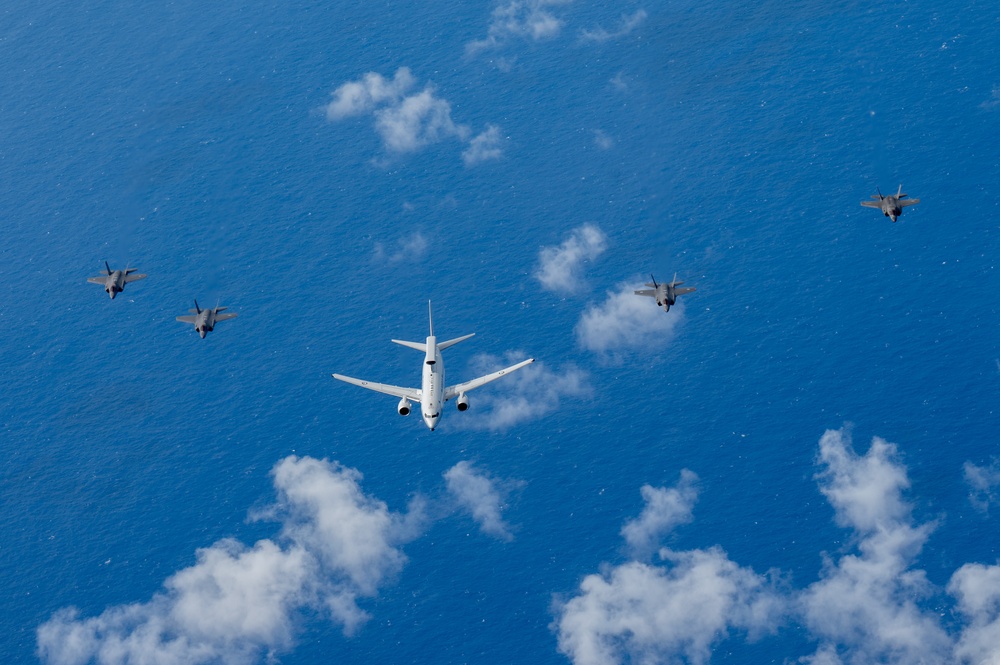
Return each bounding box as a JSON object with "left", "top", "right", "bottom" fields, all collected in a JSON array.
[
  {"left": 392, "top": 339, "right": 427, "bottom": 352},
  {"left": 438, "top": 333, "right": 475, "bottom": 350}
]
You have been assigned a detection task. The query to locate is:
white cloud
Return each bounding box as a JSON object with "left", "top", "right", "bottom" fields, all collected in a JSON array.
[
  {"left": 444, "top": 461, "right": 523, "bottom": 541},
  {"left": 535, "top": 224, "right": 608, "bottom": 295},
  {"left": 798, "top": 429, "right": 951, "bottom": 664},
  {"left": 554, "top": 470, "right": 784, "bottom": 665},
  {"left": 37, "top": 457, "right": 424, "bottom": 665},
  {"left": 466, "top": 0, "right": 573, "bottom": 55},
  {"left": 593, "top": 129, "right": 614, "bottom": 150},
  {"left": 462, "top": 124, "right": 504, "bottom": 166},
  {"left": 554, "top": 427, "right": 1000, "bottom": 664},
  {"left": 452, "top": 353, "right": 590, "bottom": 431},
  {"left": 963, "top": 459, "right": 1000, "bottom": 513},
  {"left": 579, "top": 10, "right": 647, "bottom": 43},
  {"left": 325, "top": 68, "right": 500, "bottom": 165},
  {"left": 326, "top": 68, "right": 416, "bottom": 121},
  {"left": 373, "top": 232, "right": 428, "bottom": 264},
  {"left": 620, "top": 470, "right": 698, "bottom": 559},
  {"left": 949, "top": 562, "right": 1000, "bottom": 663},
  {"left": 575, "top": 281, "right": 684, "bottom": 358},
  {"left": 373, "top": 88, "right": 469, "bottom": 153}
]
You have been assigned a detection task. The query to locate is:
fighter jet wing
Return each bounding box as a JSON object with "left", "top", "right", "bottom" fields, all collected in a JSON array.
[
  {"left": 860, "top": 201, "right": 882, "bottom": 208},
  {"left": 675, "top": 287, "right": 697, "bottom": 296},
  {"left": 214, "top": 313, "right": 238, "bottom": 321},
  {"left": 899, "top": 198, "right": 920, "bottom": 207},
  {"left": 443, "top": 358, "right": 535, "bottom": 400},
  {"left": 176, "top": 315, "right": 198, "bottom": 324},
  {"left": 332, "top": 374, "right": 421, "bottom": 401},
  {"left": 87, "top": 277, "right": 108, "bottom": 284},
  {"left": 124, "top": 273, "right": 147, "bottom": 283},
  {"left": 634, "top": 289, "right": 656, "bottom": 297}
]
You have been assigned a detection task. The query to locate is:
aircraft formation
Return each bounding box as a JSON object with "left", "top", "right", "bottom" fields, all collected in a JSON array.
[
  {"left": 89, "top": 184, "right": 917, "bottom": 427},
  {"left": 86, "top": 263, "right": 237, "bottom": 338}
]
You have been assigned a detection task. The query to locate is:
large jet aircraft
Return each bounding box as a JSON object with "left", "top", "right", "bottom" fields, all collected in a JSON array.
[
  {"left": 87, "top": 262, "right": 146, "bottom": 299},
  {"left": 176, "top": 300, "right": 238, "bottom": 338},
  {"left": 634, "top": 274, "right": 695, "bottom": 312},
  {"left": 860, "top": 185, "right": 920, "bottom": 222},
  {"left": 332, "top": 302, "right": 535, "bottom": 431}
]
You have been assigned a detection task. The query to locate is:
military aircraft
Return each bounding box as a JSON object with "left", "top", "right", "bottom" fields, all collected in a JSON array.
[
  {"left": 87, "top": 262, "right": 147, "bottom": 299},
  {"left": 860, "top": 185, "right": 920, "bottom": 222},
  {"left": 332, "top": 302, "right": 535, "bottom": 431},
  {"left": 176, "top": 300, "right": 238, "bottom": 338},
  {"left": 634, "top": 274, "right": 696, "bottom": 312}
]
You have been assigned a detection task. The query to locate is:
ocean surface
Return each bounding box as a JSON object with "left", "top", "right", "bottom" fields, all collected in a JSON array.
[{"left": 1, "top": 0, "right": 998, "bottom": 663}]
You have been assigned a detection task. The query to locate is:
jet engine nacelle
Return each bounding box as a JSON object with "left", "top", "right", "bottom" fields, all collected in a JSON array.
[
  {"left": 456, "top": 393, "right": 469, "bottom": 412},
  {"left": 397, "top": 397, "right": 412, "bottom": 416}
]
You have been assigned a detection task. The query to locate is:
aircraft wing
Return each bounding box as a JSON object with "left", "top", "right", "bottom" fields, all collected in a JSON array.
[
  {"left": 124, "top": 273, "right": 147, "bottom": 283},
  {"left": 332, "top": 374, "right": 421, "bottom": 401},
  {"left": 634, "top": 289, "right": 656, "bottom": 297},
  {"left": 900, "top": 198, "right": 920, "bottom": 207},
  {"left": 215, "top": 313, "right": 238, "bottom": 321},
  {"left": 87, "top": 277, "right": 108, "bottom": 284},
  {"left": 444, "top": 358, "right": 535, "bottom": 400},
  {"left": 860, "top": 201, "right": 882, "bottom": 208},
  {"left": 675, "top": 287, "right": 696, "bottom": 296},
  {"left": 176, "top": 315, "right": 198, "bottom": 324}
]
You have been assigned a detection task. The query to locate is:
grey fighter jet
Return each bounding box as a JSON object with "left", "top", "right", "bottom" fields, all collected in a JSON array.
[
  {"left": 176, "top": 300, "right": 238, "bottom": 338},
  {"left": 87, "top": 262, "right": 147, "bottom": 299},
  {"left": 332, "top": 301, "right": 535, "bottom": 431},
  {"left": 634, "top": 274, "right": 696, "bottom": 312},
  {"left": 861, "top": 185, "right": 920, "bottom": 222}
]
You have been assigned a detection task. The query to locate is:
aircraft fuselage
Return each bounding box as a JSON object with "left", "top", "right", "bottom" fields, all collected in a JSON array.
[{"left": 421, "top": 335, "right": 444, "bottom": 430}]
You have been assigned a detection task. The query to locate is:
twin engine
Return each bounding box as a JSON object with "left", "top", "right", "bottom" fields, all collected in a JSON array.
[{"left": 397, "top": 397, "right": 411, "bottom": 416}]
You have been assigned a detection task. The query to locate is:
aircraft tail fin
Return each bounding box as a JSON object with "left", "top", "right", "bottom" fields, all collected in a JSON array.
[
  {"left": 105, "top": 261, "right": 112, "bottom": 275},
  {"left": 392, "top": 339, "right": 428, "bottom": 352},
  {"left": 427, "top": 300, "right": 434, "bottom": 337}
]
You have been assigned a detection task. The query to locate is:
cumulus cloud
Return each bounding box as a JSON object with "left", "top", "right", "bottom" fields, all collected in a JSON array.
[
  {"left": 554, "top": 427, "right": 1000, "bottom": 665},
  {"left": 592, "top": 129, "right": 614, "bottom": 150},
  {"left": 554, "top": 470, "right": 784, "bottom": 665},
  {"left": 575, "top": 281, "right": 684, "bottom": 358},
  {"left": 949, "top": 562, "right": 1000, "bottom": 663},
  {"left": 462, "top": 124, "right": 504, "bottom": 166},
  {"left": 798, "top": 429, "right": 951, "bottom": 664},
  {"left": 535, "top": 224, "right": 608, "bottom": 295},
  {"left": 444, "top": 461, "right": 523, "bottom": 541},
  {"left": 579, "top": 10, "right": 647, "bottom": 43},
  {"left": 963, "top": 459, "right": 1000, "bottom": 513},
  {"left": 325, "top": 68, "right": 500, "bottom": 165},
  {"left": 452, "top": 353, "right": 590, "bottom": 431},
  {"left": 373, "top": 232, "right": 428, "bottom": 264},
  {"left": 466, "top": 0, "right": 573, "bottom": 55},
  {"left": 37, "top": 457, "right": 424, "bottom": 665},
  {"left": 620, "top": 470, "right": 698, "bottom": 559}
]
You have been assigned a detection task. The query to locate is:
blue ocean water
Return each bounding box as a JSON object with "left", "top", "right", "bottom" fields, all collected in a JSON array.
[{"left": 1, "top": 0, "right": 997, "bottom": 662}]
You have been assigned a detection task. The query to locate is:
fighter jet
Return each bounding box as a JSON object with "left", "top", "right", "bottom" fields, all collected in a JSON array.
[
  {"left": 176, "top": 300, "right": 238, "bottom": 338},
  {"left": 87, "top": 262, "right": 147, "bottom": 299},
  {"left": 860, "top": 185, "right": 920, "bottom": 222},
  {"left": 634, "top": 274, "right": 696, "bottom": 312},
  {"left": 332, "top": 302, "right": 535, "bottom": 431}
]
